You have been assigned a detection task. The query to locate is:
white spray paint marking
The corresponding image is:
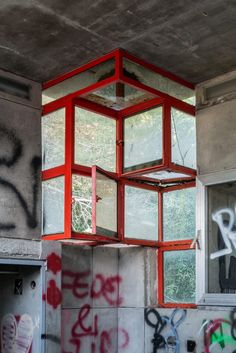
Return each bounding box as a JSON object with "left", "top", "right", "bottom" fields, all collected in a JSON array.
[
  {"left": 211, "top": 207, "right": 236, "bottom": 259},
  {"left": 15, "top": 314, "right": 34, "bottom": 353},
  {"left": 1, "top": 314, "right": 17, "bottom": 353},
  {"left": 1, "top": 314, "right": 33, "bottom": 353}
]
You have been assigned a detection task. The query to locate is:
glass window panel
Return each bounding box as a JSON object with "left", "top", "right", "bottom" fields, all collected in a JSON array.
[
  {"left": 85, "top": 83, "right": 155, "bottom": 111},
  {"left": 164, "top": 250, "right": 196, "bottom": 303},
  {"left": 123, "top": 58, "right": 195, "bottom": 105},
  {"left": 74, "top": 107, "right": 116, "bottom": 171},
  {"left": 163, "top": 187, "right": 196, "bottom": 241},
  {"left": 125, "top": 186, "right": 158, "bottom": 240},
  {"left": 124, "top": 106, "right": 163, "bottom": 171},
  {"left": 42, "top": 108, "right": 65, "bottom": 170},
  {"left": 95, "top": 171, "right": 117, "bottom": 237},
  {"left": 72, "top": 175, "right": 92, "bottom": 234},
  {"left": 207, "top": 181, "right": 236, "bottom": 294},
  {"left": 141, "top": 171, "right": 189, "bottom": 180},
  {"left": 42, "top": 59, "right": 115, "bottom": 104},
  {"left": 171, "top": 108, "right": 196, "bottom": 169},
  {"left": 42, "top": 176, "right": 64, "bottom": 235}
]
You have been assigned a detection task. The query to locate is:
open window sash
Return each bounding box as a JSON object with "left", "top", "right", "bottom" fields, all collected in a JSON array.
[{"left": 92, "top": 165, "right": 118, "bottom": 240}]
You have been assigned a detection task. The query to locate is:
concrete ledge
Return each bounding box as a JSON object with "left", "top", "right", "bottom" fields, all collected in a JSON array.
[{"left": 0, "top": 237, "right": 41, "bottom": 258}]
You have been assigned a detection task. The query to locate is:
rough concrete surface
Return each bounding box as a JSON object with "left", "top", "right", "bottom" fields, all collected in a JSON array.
[{"left": 0, "top": 0, "right": 235, "bottom": 83}]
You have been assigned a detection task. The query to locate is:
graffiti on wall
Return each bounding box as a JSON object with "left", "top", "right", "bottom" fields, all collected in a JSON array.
[
  {"left": 144, "top": 308, "right": 186, "bottom": 353},
  {"left": 1, "top": 313, "right": 33, "bottom": 353},
  {"left": 199, "top": 309, "right": 236, "bottom": 353},
  {"left": 211, "top": 208, "right": 236, "bottom": 260},
  {"left": 62, "top": 270, "right": 123, "bottom": 306},
  {"left": 43, "top": 253, "right": 62, "bottom": 310},
  {"left": 62, "top": 270, "right": 129, "bottom": 353},
  {"left": 0, "top": 123, "right": 41, "bottom": 231}
]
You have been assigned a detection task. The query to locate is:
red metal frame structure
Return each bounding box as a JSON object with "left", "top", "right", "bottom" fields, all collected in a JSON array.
[
  {"left": 42, "top": 48, "right": 196, "bottom": 307},
  {"left": 157, "top": 182, "right": 196, "bottom": 308}
]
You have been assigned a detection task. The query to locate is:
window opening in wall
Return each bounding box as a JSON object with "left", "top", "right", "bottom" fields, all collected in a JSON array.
[
  {"left": 41, "top": 48, "right": 196, "bottom": 306},
  {"left": 208, "top": 181, "right": 236, "bottom": 294}
]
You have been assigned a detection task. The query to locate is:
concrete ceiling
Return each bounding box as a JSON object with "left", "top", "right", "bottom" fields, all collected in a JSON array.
[{"left": 0, "top": 0, "right": 236, "bottom": 84}]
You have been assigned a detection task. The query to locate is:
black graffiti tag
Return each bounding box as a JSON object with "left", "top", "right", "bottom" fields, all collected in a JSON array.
[{"left": 0, "top": 123, "right": 41, "bottom": 230}]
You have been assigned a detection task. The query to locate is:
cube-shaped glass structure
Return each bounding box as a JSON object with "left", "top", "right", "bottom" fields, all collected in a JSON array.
[{"left": 42, "top": 49, "right": 196, "bottom": 242}]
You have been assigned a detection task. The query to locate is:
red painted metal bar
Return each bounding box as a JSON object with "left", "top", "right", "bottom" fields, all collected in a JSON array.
[
  {"left": 158, "top": 239, "right": 193, "bottom": 248},
  {"left": 168, "top": 98, "right": 195, "bottom": 116},
  {"left": 116, "top": 117, "right": 123, "bottom": 176},
  {"left": 118, "top": 181, "right": 124, "bottom": 242},
  {"left": 123, "top": 238, "right": 158, "bottom": 246},
  {"left": 162, "top": 181, "right": 196, "bottom": 193},
  {"left": 121, "top": 178, "right": 161, "bottom": 192},
  {"left": 71, "top": 231, "right": 119, "bottom": 243},
  {"left": 91, "top": 165, "right": 97, "bottom": 235},
  {"left": 119, "top": 97, "right": 163, "bottom": 119},
  {"left": 42, "top": 165, "right": 65, "bottom": 181},
  {"left": 121, "top": 164, "right": 166, "bottom": 178},
  {"left": 64, "top": 99, "right": 74, "bottom": 239},
  {"left": 115, "top": 48, "right": 123, "bottom": 79},
  {"left": 42, "top": 98, "right": 67, "bottom": 115},
  {"left": 170, "top": 163, "right": 197, "bottom": 177},
  {"left": 158, "top": 247, "right": 164, "bottom": 304},
  {"left": 42, "top": 233, "right": 66, "bottom": 240},
  {"left": 158, "top": 192, "right": 163, "bottom": 242},
  {"left": 74, "top": 97, "right": 118, "bottom": 119},
  {"left": 163, "top": 102, "right": 171, "bottom": 167},
  {"left": 72, "top": 164, "right": 92, "bottom": 177},
  {"left": 43, "top": 50, "right": 117, "bottom": 89}
]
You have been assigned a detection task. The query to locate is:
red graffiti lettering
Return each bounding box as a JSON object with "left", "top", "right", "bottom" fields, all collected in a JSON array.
[
  {"left": 62, "top": 271, "right": 123, "bottom": 306},
  {"left": 100, "top": 327, "right": 129, "bottom": 353},
  {"left": 91, "top": 274, "right": 123, "bottom": 306},
  {"left": 63, "top": 271, "right": 90, "bottom": 299},
  {"left": 100, "top": 331, "right": 111, "bottom": 353},
  {"left": 44, "top": 279, "right": 62, "bottom": 309},
  {"left": 62, "top": 270, "right": 128, "bottom": 353},
  {"left": 47, "top": 252, "right": 62, "bottom": 274},
  {"left": 72, "top": 305, "right": 98, "bottom": 338}
]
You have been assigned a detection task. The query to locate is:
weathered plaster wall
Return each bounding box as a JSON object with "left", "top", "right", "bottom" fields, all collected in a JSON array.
[
  {"left": 197, "top": 70, "right": 236, "bottom": 176},
  {"left": 0, "top": 70, "right": 41, "bottom": 240},
  {"left": 61, "top": 244, "right": 236, "bottom": 353}
]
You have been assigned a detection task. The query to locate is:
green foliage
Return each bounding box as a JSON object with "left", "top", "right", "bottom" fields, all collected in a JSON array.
[{"left": 164, "top": 250, "right": 196, "bottom": 303}]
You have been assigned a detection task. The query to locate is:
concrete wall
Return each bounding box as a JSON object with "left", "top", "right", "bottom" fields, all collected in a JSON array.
[
  {"left": 196, "top": 70, "right": 236, "bottom": 175},
  {"left": 61, "top": 244, "right": 236, "bottom": 353},
  {"left": 0, "top": 239, "right": 62, "bottom": 353},
  {"left": 1, "top": 68, "right": 236, "bottom": 353},
  {"left": 0, "top": 70, "right": 41, "bottom": 240}
]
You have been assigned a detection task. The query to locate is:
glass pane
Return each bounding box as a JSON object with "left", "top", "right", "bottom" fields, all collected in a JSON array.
[
  {"left": 42, "top": 176, "right": 64, "bottom": 235},
  {"left": 124, "top": 106, "right": 163, "bottom": 171},
  {"left": 42, "top": 59, "right": 115, "bottom": 104},
  {"left": 125, "top": 186, "right": 158, "bottom": 240},
  {"left": 208, "top": 181, "right": 236, "bottom": 294},
  {"left": 123, "top": 58, "right": 195, "bottom": 105},
  {"left": 95, "top": 171, "right": 117, "bottom": 237},
  {"left": 72, "top": 175, "right": 92, "bottom": 233},
  {"left": 85, "top": 83, "right": 155, "bottom": 111},
  {"left": 163, "top": 187, "right": 196, "bottom": 241},
  {"left": 141, "top": 171, "right": 189, "bottom": 180},
  {"left": 75, "top": 107, "right": 116, "bottom": 172},
  {"left": 171, "top": 108, "right": 196, "bottom": 169},
  {"left": 42, "top": 108, "right": 65, "bottom": 170},
  {"left": 164, "top": 250, "right": 196, "bottom": 303}
]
